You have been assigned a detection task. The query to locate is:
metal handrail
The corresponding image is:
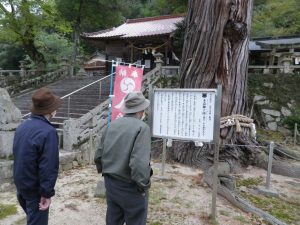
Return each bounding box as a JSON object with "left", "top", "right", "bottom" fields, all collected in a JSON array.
[
  {"left": 22, "top": 72, "right": 114, "bottom": 118},
  {"left": 60, "top": 73, "right": 113, "bottom": 99}
]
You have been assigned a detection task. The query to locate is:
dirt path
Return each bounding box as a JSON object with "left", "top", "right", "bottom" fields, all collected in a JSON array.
[{"left": 1, "top": 162, "right": 299, "bottom": 225}]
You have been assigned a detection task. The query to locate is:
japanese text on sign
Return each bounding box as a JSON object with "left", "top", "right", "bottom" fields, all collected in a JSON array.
[{"left": 152, "top": 89, "right": 216, "bottom": 142}]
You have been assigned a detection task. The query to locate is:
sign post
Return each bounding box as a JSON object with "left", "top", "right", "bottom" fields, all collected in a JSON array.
[
  {"left": 211, "top": 85, "right": 222, "bottom": 220},
  {"left": 152, "top": 88, "right": 218, "bottom": 141},
  {"left": 151, "top": 88, "right": 222, "bottom": 208},
  {"left": 161, "top": 139, "right": 167, "bottom": 176}
]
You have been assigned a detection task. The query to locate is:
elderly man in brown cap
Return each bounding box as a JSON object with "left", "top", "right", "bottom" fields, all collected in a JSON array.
[
  {"left": 13, "top": 87, "right": 61, "bottom": 225},
  {"left": 95, "top": 91, "right": 152, "bottom": 225}
]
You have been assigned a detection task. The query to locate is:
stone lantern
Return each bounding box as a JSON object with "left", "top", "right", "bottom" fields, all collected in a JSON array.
[
  {"left": 154, "top": 52, "right": 164, "bottom": 68},
  {"left": 19, "top": 60, "right": 26, "bottom": 77}
]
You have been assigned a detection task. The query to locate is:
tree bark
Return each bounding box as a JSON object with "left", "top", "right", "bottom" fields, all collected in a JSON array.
[
  {"left": 180, "top": 0, "right": 252, "bottom": 140},
  {"left": 172, "top": 1, "right": 299, "bottom": 223}
]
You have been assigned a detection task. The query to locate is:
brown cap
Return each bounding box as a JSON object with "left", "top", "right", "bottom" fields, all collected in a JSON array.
[{"left": 30, "top": 87, "right": 61, "bottom": 115}]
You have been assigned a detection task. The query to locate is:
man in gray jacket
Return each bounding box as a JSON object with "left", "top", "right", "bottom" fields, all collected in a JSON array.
[{"left": 95, "top": 91, "right": 152, "bottom": 225}]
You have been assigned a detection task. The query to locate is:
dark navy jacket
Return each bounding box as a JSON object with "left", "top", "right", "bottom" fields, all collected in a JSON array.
[{"left": 13, "top": 115, "right": 59, "bottom": 198}]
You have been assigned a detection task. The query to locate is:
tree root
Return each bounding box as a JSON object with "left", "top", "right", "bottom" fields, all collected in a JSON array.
[{"left": 204, "top": 165, "right": 288, "bottom": 225}]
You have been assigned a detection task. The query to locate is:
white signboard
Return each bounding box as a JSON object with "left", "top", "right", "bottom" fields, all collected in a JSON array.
[{"left": 152, "top": 89, "right": 217, "bottom": 142}]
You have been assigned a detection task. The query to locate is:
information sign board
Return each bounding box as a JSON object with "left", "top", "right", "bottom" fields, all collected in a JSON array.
[{"left": 152, "top": 88, "right": 217, "bottom": 142}]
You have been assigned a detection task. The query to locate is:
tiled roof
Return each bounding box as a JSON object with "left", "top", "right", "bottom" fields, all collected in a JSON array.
[
  {"left": 257, "top": 37, "right": 300, "bottom": 46},
  {"left": 249, "top": 36, "right": 300, "bottom": 51},
  {"left": 249, "top": 41, "right": 266, "bottom": 51},
  {"left": 81, "top": 14, "right": 184, "bottom": 39}
]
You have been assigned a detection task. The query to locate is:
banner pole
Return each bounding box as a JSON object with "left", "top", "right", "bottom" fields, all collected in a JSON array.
[{"left": 108, "top": 60, "right": 115, "bottom": 127}]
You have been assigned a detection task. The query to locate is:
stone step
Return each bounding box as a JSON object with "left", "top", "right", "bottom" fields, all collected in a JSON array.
[{"left": 13, "top": 75, "right": 111, "bottom": 123}]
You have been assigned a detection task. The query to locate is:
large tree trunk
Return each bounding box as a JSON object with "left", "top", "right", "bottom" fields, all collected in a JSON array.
[
  {"left": 180, "top": 0, "right": 251, "bottom": 141},
  {"left": 171, "top": 0, "right": 299, "bottom": 223},
  {"left": 175, "top": 0, "right": 254, "bottom": 171}
]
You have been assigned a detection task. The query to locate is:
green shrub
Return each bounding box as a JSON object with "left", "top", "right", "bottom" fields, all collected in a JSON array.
[{"left": 283, "top": 107, "right": 300, "bottom": 130}]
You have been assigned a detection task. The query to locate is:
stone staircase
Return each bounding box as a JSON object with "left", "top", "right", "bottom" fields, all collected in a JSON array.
[{"left": 12, "top": 75, "right": 111, "bottom": 128}]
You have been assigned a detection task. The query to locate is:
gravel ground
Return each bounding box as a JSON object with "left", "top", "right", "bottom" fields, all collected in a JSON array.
[{"left": 1, "top": 162, "right": 299, "bottom": 225}]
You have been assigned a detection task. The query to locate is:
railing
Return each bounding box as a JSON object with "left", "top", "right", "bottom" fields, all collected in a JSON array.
[
  {"left": 248, "top": 65, "right": 284, "bottom": 74},
  {"left": 291, "top": 65, "right": 300, "bottom": 73},
  {"left": 61, "top": 73, "right": 113, "bottom": 118},
  {"left": 22, "top": 72, "right": 114, "bottom": 119},
  {"left": 248, "top": 65, "right": 300, "bottom": 74},
  {"left": 61, "top": 72, "right": 114, "bottom": 151},
  {"left": 161, "top": 66, "right": 180, "bottom": 77},
  {"left": 1, "top": 68, "right": 68, "bottom": 95}
]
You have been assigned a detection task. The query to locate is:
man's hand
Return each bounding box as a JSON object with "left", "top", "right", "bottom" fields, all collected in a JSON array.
[{"left": 39, "top": 197, "right": 51, "bottom": 210}]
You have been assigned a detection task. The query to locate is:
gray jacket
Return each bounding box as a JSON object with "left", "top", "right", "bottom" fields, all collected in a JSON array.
[{"left": 95, "top": 114, "right": 151, "bottom": 191}]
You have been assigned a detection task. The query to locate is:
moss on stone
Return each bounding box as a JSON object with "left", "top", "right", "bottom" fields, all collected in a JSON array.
[
  {"left": 256, "top": 129, "right": 286, "bottom": 142},
  {"left": 0, "top": 203, "right": 17, "bottom": 220},
  {"left": 240, "top": 192, "right": 300, "bottom": 224},
  {"left": 236, "top": 177, "right": 263, "bottom": 188}
]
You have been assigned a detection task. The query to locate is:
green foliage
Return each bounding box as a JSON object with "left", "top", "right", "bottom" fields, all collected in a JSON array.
[
  {"left": 140, "top": 0, "right": 188, "bottom": 17},
  {"left": 122, "top": 0, "right": 187, "bottom": 18},
  {"left": 55, "top": 0, "right": 124, "bottom": 32},
  {"left": 0, "top": 203, "right": 17, "bottom": 219},
  {"left": 0, "top": 44, "right": 25, "bottom": 69},
  {"left": 252, "top": 0, "right": 300, "bottom": 37},
  {"left": 172, "top": 18, "right": 186, "bottom": 59},
  {"left": 0, "top": 0, "right": 65, "bottom": 69},
  {"left": 34, "top": 32, "right": 73, "bottom": 69},
  {"left": 283, "top": 108, "right": 300, "bottom": 130}
]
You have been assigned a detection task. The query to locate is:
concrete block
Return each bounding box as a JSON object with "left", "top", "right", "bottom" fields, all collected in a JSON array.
[
  {"left": 94, "top": 179, "right": 106, "bottom": 198},
  {"left": 0, "top": 131, "right": 15, "bottom": 157},
  {"left": 256, "top": 186, "right": 279, "bottom": 197}
]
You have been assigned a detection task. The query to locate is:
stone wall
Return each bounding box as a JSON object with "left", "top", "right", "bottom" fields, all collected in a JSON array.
[
  {"left": 0, "top": 88, "right": 22, "bottom": 158},
  {"left": 0, "top": 88, "right": 22, "bottom": 191},
  {"left": 249, "top": 75, "right": 300, "bottom": 134}
]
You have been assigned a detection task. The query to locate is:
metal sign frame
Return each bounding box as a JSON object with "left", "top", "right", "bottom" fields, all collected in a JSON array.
[
  {"left": 149, "top": 85, "right": 222, "bottom": 220},
  {"left": 150, "top": 88, "right": 219, "bottom": 143}
]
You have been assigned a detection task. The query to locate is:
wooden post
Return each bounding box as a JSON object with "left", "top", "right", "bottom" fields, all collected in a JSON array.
[
  {"left": 211, "top": 85, "right": 222, "bottom": 221},
  {"left": 67, "top": 96, "right": 71, "bottom": 118},
  {"left": 294, "top": 123, "right": 298, "bottom": 146},
  {"left": 266, "top": 141, "right": 274, "bottom": 189},
  {"left": 99, "top": 81, "right": 102, "bottom": 101},
  {"left": 131, "top": 45, "right": 134, "bottom": 63},
  {"left": 161, "top": 139, "right": 167, "bottom": 176}
]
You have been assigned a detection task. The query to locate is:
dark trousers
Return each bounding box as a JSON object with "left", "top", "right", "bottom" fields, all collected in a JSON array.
[
  {"left": 104, "top": 175, "right": 148, "bottom": 225},
  {"left": 17, "top": 193, "right": 49, "bottom": 225}
]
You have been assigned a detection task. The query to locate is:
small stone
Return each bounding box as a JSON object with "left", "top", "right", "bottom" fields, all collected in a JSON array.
[
  {"left": 281, "top": 107, "right": 292, "bottom": 117},
  {"left": 239, "top": 186, "right": 247, "bottom": 193},
  {"left": 253, "top": 95, "right": 266, "bottom": 102},
  {"left": 262, "top": 109, "right": 281, "bottom": 117},
  {"left": 256, "top": 100, "right": 270, "bottom": 105},
  {"left": 267, "top": 122, "right": 277, "bottom": 131},
  {"left": 265, "top": 115, "right": 274, "bottom": 122},
  {"left": 72, "top": 161, "right": 79, "bottom": 168},
  {"left": 94, "top": 180, "right": 106, "bottom": 198},
  {"left": 262, "top": 83, "right": 274, "bottom": 88},
  {"left": 256, "top": 186, "right": 279, "bottom": 197},
  {"left": 61, "top": 163, "right": 73, "bottom": 171}
]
